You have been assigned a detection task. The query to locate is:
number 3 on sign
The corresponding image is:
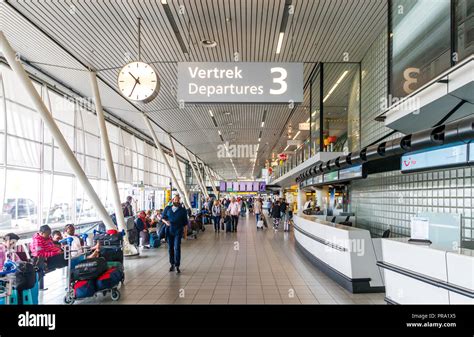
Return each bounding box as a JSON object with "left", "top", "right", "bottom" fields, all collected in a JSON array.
[{"left": 270, "top": 67, "right": 288, "bottom": 95}]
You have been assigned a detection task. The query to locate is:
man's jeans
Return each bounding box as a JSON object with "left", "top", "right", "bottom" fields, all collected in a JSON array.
[{"left": 166, "top": 227, "right": 183, "bottom": 267}]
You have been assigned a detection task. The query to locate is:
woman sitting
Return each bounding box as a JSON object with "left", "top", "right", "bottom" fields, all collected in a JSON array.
[
  {"left": 63, "top": 224, "right": 99, "bottom": 258},
  {"left": 0, "top": 233, "right": 24, "bottom": 270}
]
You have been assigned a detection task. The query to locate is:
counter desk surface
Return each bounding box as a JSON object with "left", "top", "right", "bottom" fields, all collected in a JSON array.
[{"left": 292, "top": 214, "right": 385, "bottom": 293}]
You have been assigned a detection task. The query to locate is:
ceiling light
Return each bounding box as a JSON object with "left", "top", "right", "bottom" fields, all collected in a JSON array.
[
  {"left": 201, "top": 39, "right": 218, "bottom": 48},
  {"left": 218, "top": 130, "right": 221, "bottom": 135},
  {"left": 258, "top": 138, "right": 261, "bottom": 142},
  {"left": 261, "top": 121, "right": 265, "bottom": 127},
  {"left": 293, "top": 131, "right": 300, "bottom": 140},
  {"left": 209, "top": 110, "right": 214, "bottom": 117},
  {"left": 161, "top": 0, "right": 167, "bottom": 4},
  {"left": 284, "top": 145, "right": 290, "bottom": 151},
  {"left": 276, "top": 32, "right": 284, "bottom": 54},
  {"left": 323, "top": 71, "right": 349, "bottom": 103}
]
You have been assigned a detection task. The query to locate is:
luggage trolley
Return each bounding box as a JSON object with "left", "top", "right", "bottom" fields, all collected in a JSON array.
[
  {"left": 0, "top": 260, "right": 17, "bottom": 304},
  {"left": 62, "top": 234, "right": 123, "bottom": 305}
]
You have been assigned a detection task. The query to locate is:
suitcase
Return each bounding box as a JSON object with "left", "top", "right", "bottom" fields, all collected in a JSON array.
[
  {"left": 15, "top": 261, "right": 36, "bottom": 291},
  {"left": 257, "top": 220, "right": 264, "bottom": 229},
  {"left": 225, "top": 219, "right": 232, "bottom": 232},
  {"left": 262, "top": 215, "right": 268, "bottom": 228},
  {"left": 96, "top": 267, "right": 123, "bottom": 290},
  {"left": 284, "top": 220, "right": 289, "bottom": 231},
  {"left": 73, "top": 257, "right": 108, "bottom": 281},
  {"left": 139, "top": 231, "right": 150, "bottom": 246},
  {"left": 149, "top": 232, "right": 160, "bottom": 248},
  {"left": 74, "top": 279, "right": 96, "bottom": 299},
  {"left": 100, "top": 246, "right": 123, "bottom": 263},
  {"left": 93, "top": 232, "right": 122, "bottom": 246}
]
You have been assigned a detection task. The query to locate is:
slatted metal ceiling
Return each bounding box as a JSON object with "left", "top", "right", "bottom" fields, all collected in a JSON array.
[{"left": 2, "top": 0, "right": 387, "bottom": 179}]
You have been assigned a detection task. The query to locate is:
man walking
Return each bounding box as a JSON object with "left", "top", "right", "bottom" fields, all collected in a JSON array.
[
  {"left": 162, "top": 194, "right": 188, "bottom": 274},
  {"left": 227, "top": 197, "right": 241, "bottom": 232}
]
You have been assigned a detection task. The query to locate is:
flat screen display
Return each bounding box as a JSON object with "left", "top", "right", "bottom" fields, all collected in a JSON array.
[
  {"left": 323, "top": 171, "right": 338, "bottom": 183},
  {"left": 219, "top": 181, "right": 226, "bottom": 192},
  {"left": 259, "top": 182, "right": 266, "bottom": 192},
  {"left": 339, "top": 165, "right": 363, "bottom": 181},
  {"left": 401, "top": 144, "right": 468, "bottom": 172},
  {"left": 253, "top": 181, "right": 260, "bottom": 191},
  {"left": 239, "top": 182, "right": 247, "bottom": 192},
  {"left": 233, "top": 182, "right": 239, "bottom": 192},
  {"left": 314, "top": 175, "right": 323, "bottom": 184},
  {"left": 470, "top": 143, "right": 474, "bottom": 163}
]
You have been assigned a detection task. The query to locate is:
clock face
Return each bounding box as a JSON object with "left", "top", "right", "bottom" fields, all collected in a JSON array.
[{"left": 117, "top": 61, "right": 160, "bottom": 103}]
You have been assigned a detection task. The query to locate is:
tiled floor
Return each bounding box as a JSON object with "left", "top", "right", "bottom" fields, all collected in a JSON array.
[{"left": 40, "top": 214, "right": 386, "bottom": 305}]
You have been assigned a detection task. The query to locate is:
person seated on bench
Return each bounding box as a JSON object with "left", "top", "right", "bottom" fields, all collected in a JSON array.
[
  {"left": 0, "top": 233, "right": 23, "bottom": 270},
  {"left": 30, "top": 225, "right": 68, "bottom": 270},
  {"left": 51, "top": 230, "right": 63, "bottom": 249},
  {"left": 63, "top": 224, "right": 99, "bottom": 258}
]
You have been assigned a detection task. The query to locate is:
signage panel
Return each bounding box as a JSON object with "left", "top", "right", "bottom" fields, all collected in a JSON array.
[
  {"left": 233, "top": 181, "right": 239, "bottom": 192},
  {"left": 239, "top": 182, "right": 247, "bottom": 192},
  {"left": 259, "top": 182, "right": 266, "bottom": 192},
  {"left": 177, "top": 62, "right": 304, "bottom": 103},
  {"left": 299, "top": 122, "right": 310, "bottom": 131},
  {"left": 470, "top": 143, "right": 474, "bottom": 163},
  {"left": 287, "top": 139, "right": 301, "bottom": 146},
  {"left": 253, "top": 181, "right": 260, "bottom": 192},
  {"left": 339, "top": 165, "right": 363, "bottom": 181},
  {"left": 219, "top": 181, "right": 226, "bottom": 192},
  {"left": 401, "top": 144, "right": 468, "bottom": 172},
  {"left": 314, "top": 175, "right": 323, "bottom": 184},
  {"left": 323, "top": 171, "right": 338, "bottom": 183}
]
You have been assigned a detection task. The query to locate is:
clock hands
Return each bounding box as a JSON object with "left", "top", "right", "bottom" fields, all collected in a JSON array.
[
  {"left": 129, "top": 80, "right": 138, "bottom": 97},
  {"left": 128, "top": 72, "right": 141, "bottom": 85},
  {"left": 128, "top": 72, "right": 141, "bottom": 98}
]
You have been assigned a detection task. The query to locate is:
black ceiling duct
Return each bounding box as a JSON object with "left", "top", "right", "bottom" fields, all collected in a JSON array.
[
  {"left": 384, "top": 138, "right": 406, "bottom": 157},
  {"left": 457, "top": 117, "right": 474, "bottom": 143}
]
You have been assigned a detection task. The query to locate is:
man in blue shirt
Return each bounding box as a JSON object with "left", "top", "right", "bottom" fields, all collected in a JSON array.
[{"left": 162, "top": 195, "right": 188, "bottom": 274}]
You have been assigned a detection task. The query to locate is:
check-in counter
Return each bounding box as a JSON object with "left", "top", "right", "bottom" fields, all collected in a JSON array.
[
  {"left": 293, "top": 214, "right": 385, "bottom": 293},
  {"left": 378, "top": 238, "right": 474, "bottom": 304}
]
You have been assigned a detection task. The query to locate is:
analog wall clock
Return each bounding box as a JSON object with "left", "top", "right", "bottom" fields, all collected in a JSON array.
[{"left": 117, "top": 61, "right": 160, "bottom": 103}]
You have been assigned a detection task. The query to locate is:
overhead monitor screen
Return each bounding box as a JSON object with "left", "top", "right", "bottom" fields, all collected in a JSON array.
[{"left": 401, "top": 144, "right": 468, "bottom": 173}]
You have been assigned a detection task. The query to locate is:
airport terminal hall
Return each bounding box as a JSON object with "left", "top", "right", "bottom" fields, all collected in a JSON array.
[{"left": 0, "top": 0, "right": 473, "bottom": 332}]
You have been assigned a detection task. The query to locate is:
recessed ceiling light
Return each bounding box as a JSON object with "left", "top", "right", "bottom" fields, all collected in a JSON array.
[
  {"left": 201, "top": 39, "right": 218, "bottom": 48},
  {"left": 227, "top": 122, "right": 233, "bottom": 126}
]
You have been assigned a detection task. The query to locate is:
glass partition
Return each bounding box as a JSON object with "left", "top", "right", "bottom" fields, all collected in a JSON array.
[
  {"left": 455, "top": 0, "right": 474, "bottom": 61},
  {"left": 390, "top": 0, "right": 451, "bottom": 98}
]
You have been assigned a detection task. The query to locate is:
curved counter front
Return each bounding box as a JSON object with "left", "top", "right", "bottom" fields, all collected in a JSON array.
[{"left": 293, "top": 214, "right": 385, "bottom": 293}]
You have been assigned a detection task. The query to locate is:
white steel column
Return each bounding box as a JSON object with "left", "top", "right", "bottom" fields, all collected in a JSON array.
[
  {"left": 90, "top": 71, "right": 137, "bottom": 255},
  {"left": 168, "top": 133, "right": 191, "bottom": 209},
  {"left": 142, "top": 113, "right": 188, "bottom": 207},
  {"left": 194, "top": 156, "right": 209, "bottom": 199},
  {"left": 204, "top": 165, "right": 218, "bottom": 197},
  {"left": 0, "top": 31, "right": 116, "bottom": 229},
  {"left": 185, "top": 149, "right": 207, "bottom": 198}
]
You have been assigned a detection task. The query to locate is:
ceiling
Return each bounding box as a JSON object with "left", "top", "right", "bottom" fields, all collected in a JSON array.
[{"left": 1, "top": 0, "right": 387, "bottom": 179}]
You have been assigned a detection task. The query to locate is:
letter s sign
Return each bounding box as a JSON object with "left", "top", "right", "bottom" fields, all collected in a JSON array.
[{"left": 270, "top": 67, "right": 288, "bottom": 95}]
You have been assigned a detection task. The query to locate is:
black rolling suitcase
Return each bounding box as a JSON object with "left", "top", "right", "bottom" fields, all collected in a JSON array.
[
  {"left": 224, "top": 215, "right": 232, "bottom": 232},
  {"left": 73, "top": 257, "right": 108, "bottom": 281}
]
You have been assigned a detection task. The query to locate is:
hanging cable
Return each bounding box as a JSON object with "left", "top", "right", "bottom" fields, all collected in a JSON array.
[{"left": 137, "top": 17, "right": 142, "bottom": 62}]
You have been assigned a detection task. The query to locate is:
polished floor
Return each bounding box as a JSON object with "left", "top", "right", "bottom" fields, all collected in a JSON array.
[{"left": 40, "top": 214, "right": 386, "bottom": 304}]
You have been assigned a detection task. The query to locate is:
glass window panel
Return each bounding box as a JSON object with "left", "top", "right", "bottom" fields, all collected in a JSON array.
[
  {"left": 43, "top": 174, "right": 73, "bottom": 229},
  {"left": 57, "top": 121, "right": 75, "bottom": 150},
  {"left": 391, "top": 0, "right": 451, "bottom": 98},
  {"left": 2, "top": 169, "right": 39, "bottom": 234},
  {"left": 106, "top": 122, "right": 119, "bottom": 144},
  {"left": 6, "top": 136, "right": 41, "bottom": 168},
  {"left": 85, "top": 133, "right": 100, "bottom": 158},
  {"left": 75, "top": 178, "right": 99, "bottom": 223},
  {"left": 6, "top": 101, "right": 42, "bottom": 141},
  {"left": 1, "top": 65, "right": 39, "bottom": 110},
  {"left": 80, "top": 109, "right": 99, "bottom": 134},
  {"left": 322, "top": 63, "right": 360, "bottom": 153},
  {"left": 49, "top": 90, "right": 75, "bottom": 125},
  {"left": 455, "top": 0, "right": 474, "bottom": 61},
  {"left": 53, "top": 147, "right": 74, "bottom": 174}
]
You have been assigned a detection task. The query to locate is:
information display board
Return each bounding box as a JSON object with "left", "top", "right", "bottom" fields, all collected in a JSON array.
[
  {"left": 323, "top": 171, "right": 338, "bottom": 183},
  {"left": 220, "top": 181, "right": 266, "bottom": 193},
  {"left": 401, "top": 143, "right": 468, "bottom": 173},
  {"left": 338, "top": 165, "right": 363, "bottom": 181}
]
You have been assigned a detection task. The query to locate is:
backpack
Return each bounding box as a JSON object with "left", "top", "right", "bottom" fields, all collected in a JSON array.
[
  {"left": 122, "top": 202, "right": 131, "bottom": 217},
  {"left": 73, "top": 257, "right": 108, "bottom": 281}
]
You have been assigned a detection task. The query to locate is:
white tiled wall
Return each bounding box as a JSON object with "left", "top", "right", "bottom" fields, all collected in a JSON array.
[{"left": 352, "top": 29, "right": 474, "bottom": 241}]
